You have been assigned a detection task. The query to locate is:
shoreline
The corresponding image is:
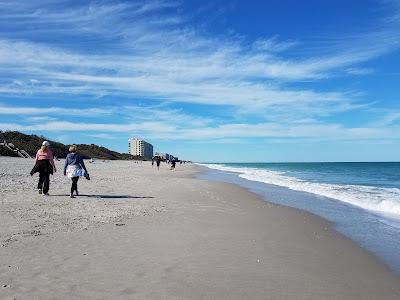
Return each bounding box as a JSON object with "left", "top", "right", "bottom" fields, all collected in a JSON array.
[
  {"left": 1, "top": 157, "right": 399, "bottom": 299},
  {"left": 197, "top": 163, "right": 400, "bottom": 276}
]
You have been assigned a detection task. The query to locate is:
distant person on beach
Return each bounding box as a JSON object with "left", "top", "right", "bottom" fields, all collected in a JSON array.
[
  {"left": 170, "top": 160, "right": 176, "bottom": 170},
  {"left": 30, "top": 141, "right": 57, "bottom": 196},
  {"left": 152, "top": 158, "right": 154, "bottom": 167},
  {"left": 156, "top": 157, "right": 161, "bottom": 170},
  {"left": 64, "top": 145, "right": 89, "bottom": 198}
]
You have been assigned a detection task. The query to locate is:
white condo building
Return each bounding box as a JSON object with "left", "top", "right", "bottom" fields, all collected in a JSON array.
[{"left": 128, "top": 138, "right": 153, "bottom": 160}]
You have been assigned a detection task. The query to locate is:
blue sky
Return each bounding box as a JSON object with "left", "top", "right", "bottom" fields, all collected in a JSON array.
[{"left": 0, "top": 0, "right": 399, "bottom": 162}]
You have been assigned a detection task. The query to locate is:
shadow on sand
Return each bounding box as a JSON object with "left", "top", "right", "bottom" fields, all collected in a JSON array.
[
  {"left": 50, "top": 194, "right": 154, "bottom": 199},
  {"left": 83, "top": 195, "right": 154, "bottom": 199}
]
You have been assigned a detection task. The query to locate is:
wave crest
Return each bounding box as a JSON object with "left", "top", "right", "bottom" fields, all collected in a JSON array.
[{"left": 201, "top": 164, "right": 400, "bottom": 218}]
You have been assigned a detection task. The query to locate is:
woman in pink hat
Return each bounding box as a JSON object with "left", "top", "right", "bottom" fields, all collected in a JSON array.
[{"left": 30, "top": 141, "right": 57, "bottom": 195}]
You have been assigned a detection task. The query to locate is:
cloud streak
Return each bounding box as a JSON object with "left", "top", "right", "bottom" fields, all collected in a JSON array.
[
  {"left": 0, "top": 103, "right": 112, "bottom": 116},
  {"left": 0, "top": 0, "right": 398, "bottom": 117},
  {"left": 2, "top": 119, "right": 399, "bottom": 143}
]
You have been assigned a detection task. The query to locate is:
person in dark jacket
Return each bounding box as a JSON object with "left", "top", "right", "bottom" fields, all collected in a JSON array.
[
  {"left": 170, "top": 159, "right": 176, "bottom": 170},
  {"left": 64, "top": 145, "right": 89, "bottom": 198},
  {"left": 155, "top": 156, "right": 161, "bottom": 170},
  {"left": 31, "top": 141, "right": 57, "bottom": 196}
]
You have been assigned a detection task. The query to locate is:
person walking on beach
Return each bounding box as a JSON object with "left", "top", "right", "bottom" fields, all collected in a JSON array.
[
  {"left": 64, "top": 145, "right": 89, "bottom": 198},
  {"left": 170, "top": 159, "right": 176, "bottom": 170},
  {"left": 30, "top": 141, "right": 57, "bottom": 196},
  {"left": 156, "top": 156, "right": 161, "bottom": 170}
]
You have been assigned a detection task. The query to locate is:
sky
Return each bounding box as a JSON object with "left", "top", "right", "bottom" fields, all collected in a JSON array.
[{"left": 0, "top": 0, "right": 399, "bottom": 162}]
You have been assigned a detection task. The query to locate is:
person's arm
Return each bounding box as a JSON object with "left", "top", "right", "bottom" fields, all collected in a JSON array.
[
  {"left": 79, "top": 155, "right": 88, "bottom": 173},
  {"left": 49, "top": 151, "right": 56, "bottom": 172},
  {"left": 64, "top": 155, "right": 69, "bottom": 175},
  {"left": 33, "top": 151, "right": 38, "bottom": 165}
]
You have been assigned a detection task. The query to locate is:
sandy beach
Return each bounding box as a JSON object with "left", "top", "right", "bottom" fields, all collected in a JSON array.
[{"left": 0, "top": 157, "right": 399, "bottom": 299}]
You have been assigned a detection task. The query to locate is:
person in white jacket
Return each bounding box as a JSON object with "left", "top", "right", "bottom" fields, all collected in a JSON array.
[{"left": 64, "top": 145, "right": 89, "bottom": 198}]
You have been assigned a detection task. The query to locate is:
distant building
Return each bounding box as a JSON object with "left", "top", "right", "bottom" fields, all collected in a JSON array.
[
  {"left": 128, "top": 138, "right": 153, "bottom": 160},
  {"left": 154, "top": 152, "right": 163, "bottom": 159},
  {"left": 155, "top": 152, "right": 170, "bottom": 160},
  {"left": 155, "top": 152, "right": 178, "bottom": 161}
]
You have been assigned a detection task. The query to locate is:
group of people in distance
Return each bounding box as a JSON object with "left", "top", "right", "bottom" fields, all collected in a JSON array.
[
  {"left": 30, "top": 141, "right": 89, "bottom": 198},
  {"left": 152, "top": 156, "right": 177, "bottom": 170}
]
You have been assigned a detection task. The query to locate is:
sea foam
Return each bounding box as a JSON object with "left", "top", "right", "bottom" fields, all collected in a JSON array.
[{"left": 201, "top": 164, "right": 400, "bottom": 219}]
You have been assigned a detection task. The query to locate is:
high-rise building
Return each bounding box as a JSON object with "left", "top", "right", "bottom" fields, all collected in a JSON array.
[{"left": 128, "top": 138, "right": 153, "bottom": 160}]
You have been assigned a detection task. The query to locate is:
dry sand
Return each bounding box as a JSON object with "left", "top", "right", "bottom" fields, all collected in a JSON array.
[{"left": 0, "top": 157, "right": 399, "bottom": 299}]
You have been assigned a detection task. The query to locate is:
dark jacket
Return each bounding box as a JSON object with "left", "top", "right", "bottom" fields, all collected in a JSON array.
[{"left": 30, "top": 160, "right": 53, "bottom": 176}]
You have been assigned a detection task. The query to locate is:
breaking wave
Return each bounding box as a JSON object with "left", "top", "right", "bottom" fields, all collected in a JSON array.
[{"left": 201, "top": 164, "right": 400, "bottom": 219}]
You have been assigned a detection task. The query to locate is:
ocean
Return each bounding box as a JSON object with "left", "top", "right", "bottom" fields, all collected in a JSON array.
[{"left": 198, "top": 162, "right": 400, "bottom": 274}]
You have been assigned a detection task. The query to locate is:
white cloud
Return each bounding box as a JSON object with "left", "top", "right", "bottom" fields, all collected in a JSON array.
[
  {"left": 0, "top": 0, "right": 398, "bottom": 117},
  {"left": 376, "top": 110, "right": 400, "bottom": 126},
  {"left": 0, "top": 103, "right": 214, "bottom": 130},
  {"left": 345, "top": 68, "right": 374, "bottom": 75},
  {"left": 85, "top": 133, "right": 117, "bottom": 140},
  {"left": 2, "top": 119, "right": 399, "bottom": 143},
  {"left": 0, "top": 103, "right": 112, "bottom": 116},
  {"left": 252, "top": 36, "right": 299, "bottom": 52}
]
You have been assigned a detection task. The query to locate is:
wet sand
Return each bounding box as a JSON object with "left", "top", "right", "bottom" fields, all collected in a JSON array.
[{"left": 0, "top": 157, "right": 399, "bottom": 299}]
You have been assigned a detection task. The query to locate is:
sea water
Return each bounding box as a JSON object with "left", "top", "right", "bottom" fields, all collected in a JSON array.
[{"left": 198, "top": 162, "right": 400, "bottom": 274}]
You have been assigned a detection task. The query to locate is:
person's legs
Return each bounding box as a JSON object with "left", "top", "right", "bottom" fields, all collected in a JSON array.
[
  {"left": 74, "top": 176, "right": 79, "bottom": 195},
  {"left": 70, "top": 179, "right": 74, "bottom": 196},
  {"left": 42, "top": 173, "right": 50, "bottom": 194},
  {"left": 71, "top": 177, "right": 79, "bottom": 196},
  {"left": 37, "top": 173, "right": 44, "bottom": 193}
]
